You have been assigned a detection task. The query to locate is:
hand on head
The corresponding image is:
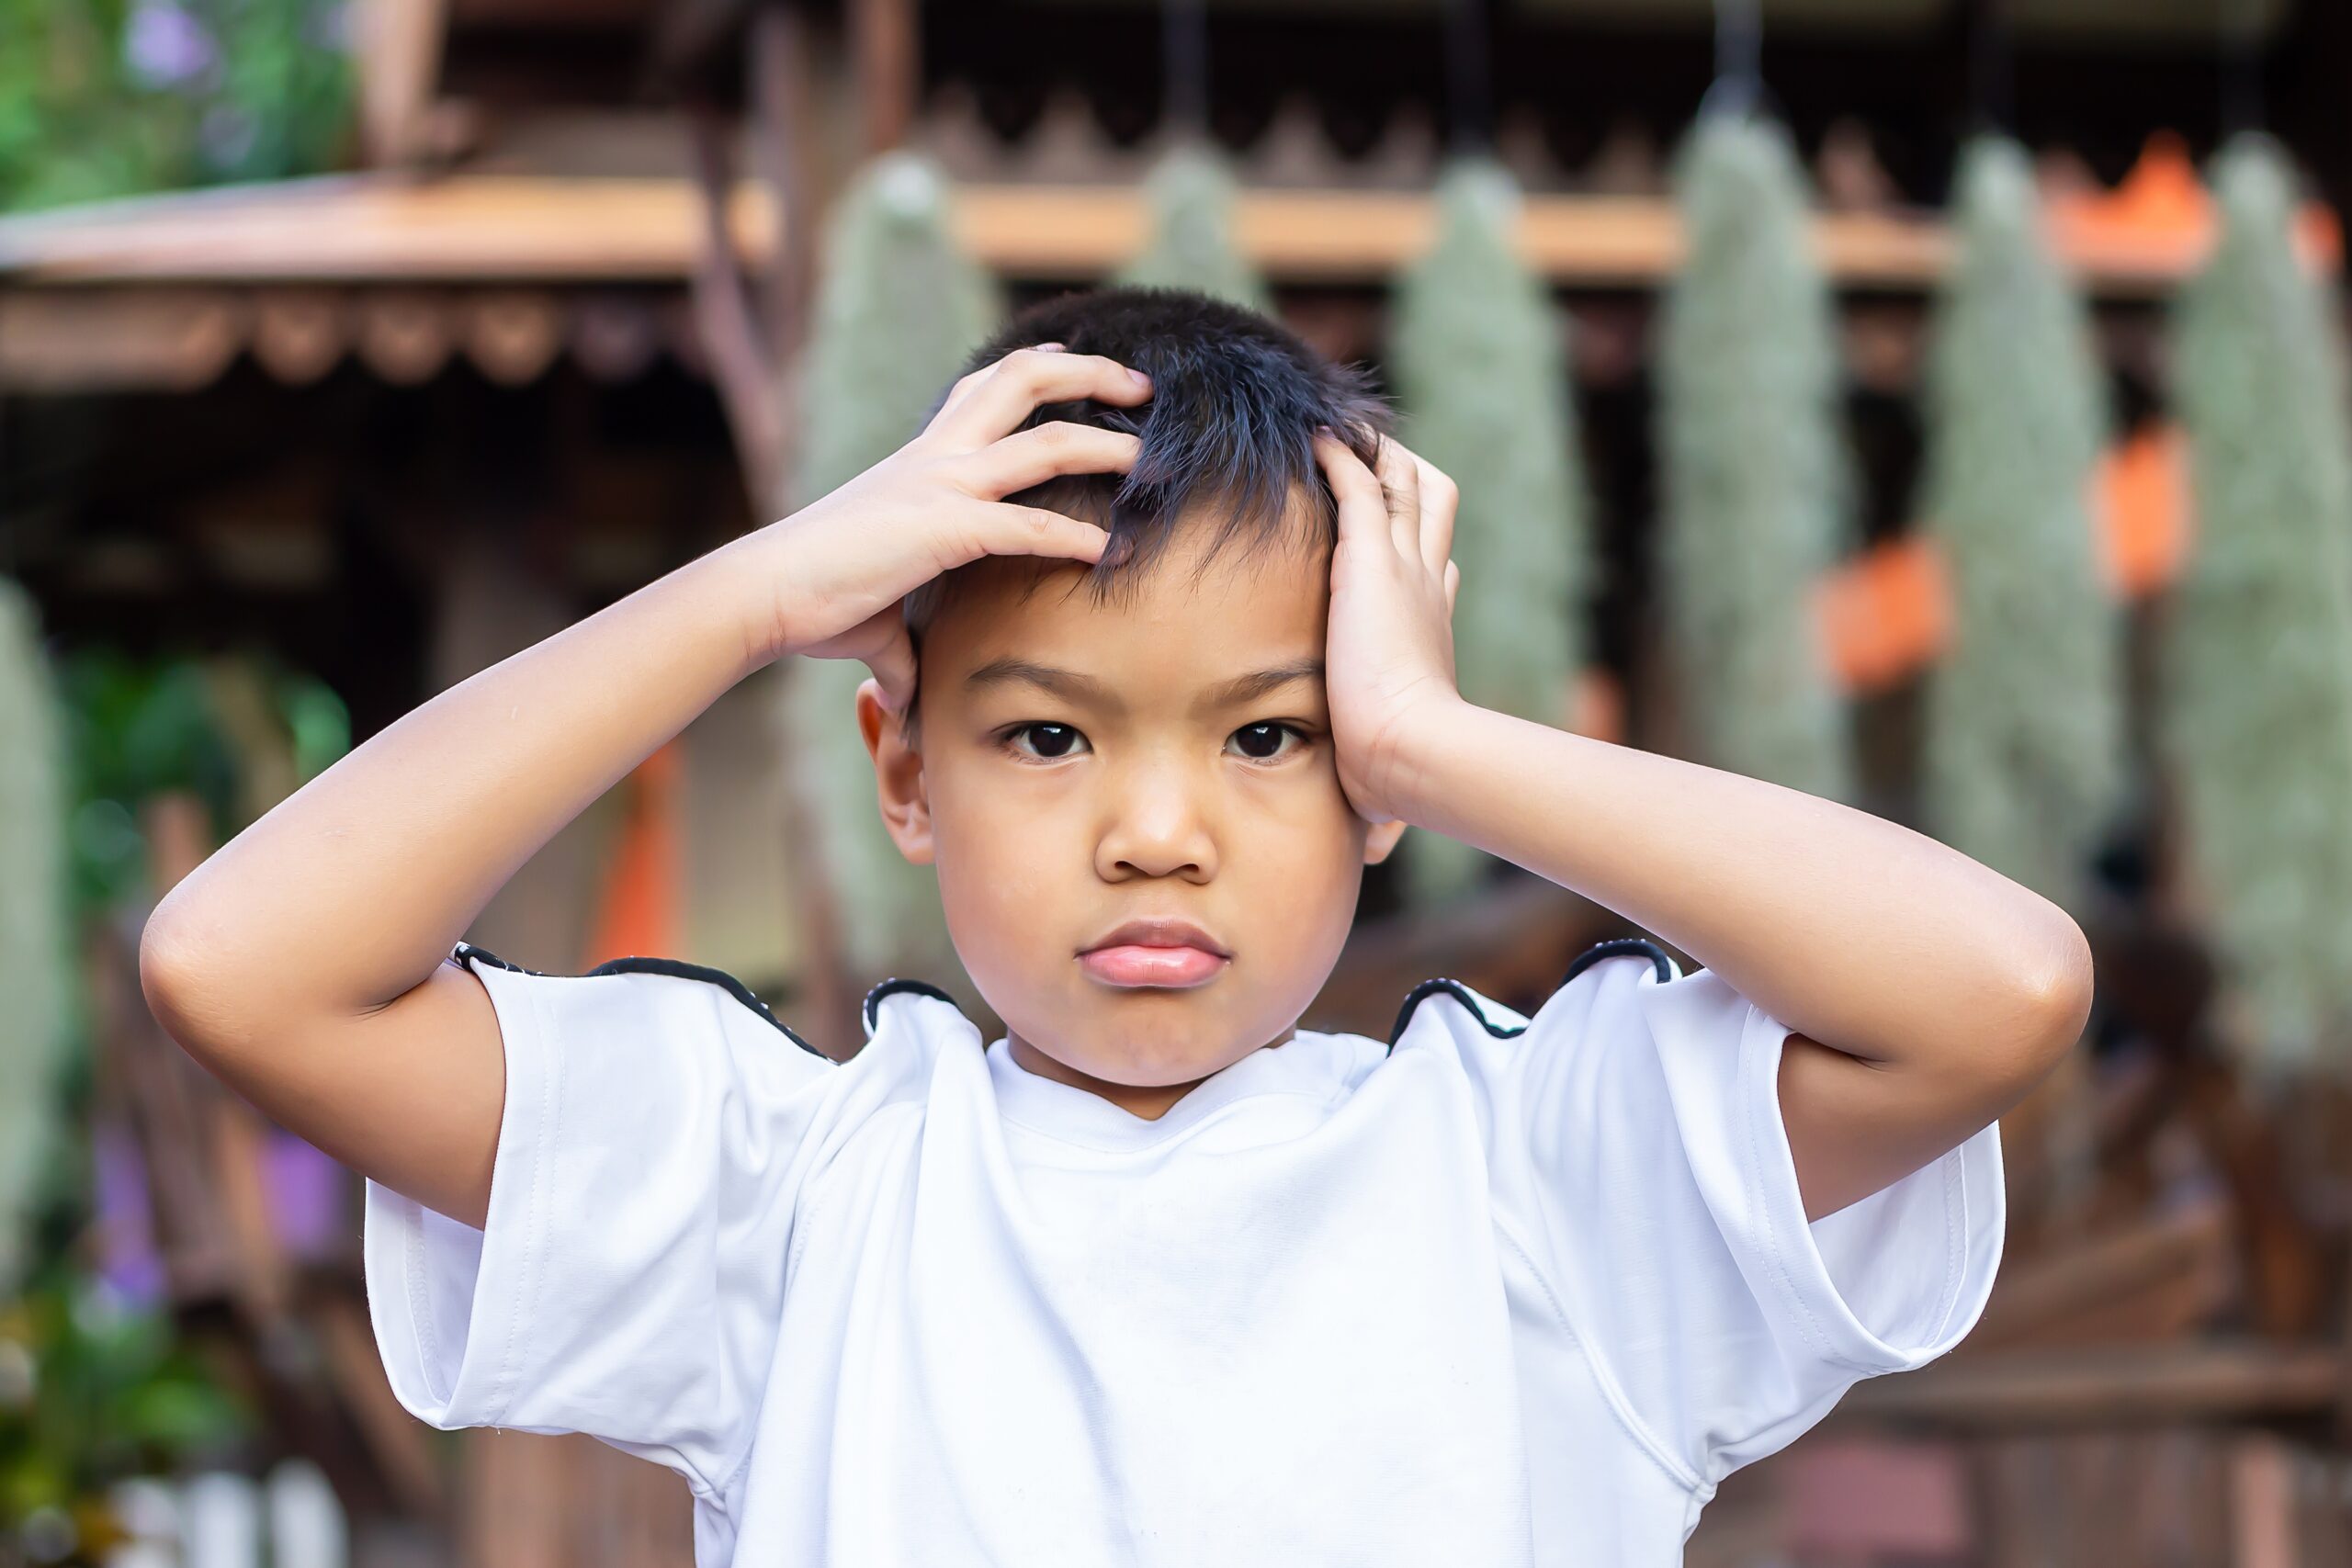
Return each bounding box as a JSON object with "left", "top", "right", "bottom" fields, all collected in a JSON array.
[{"left": 745, "top": 343, "right": 1153, "bottom": 714}]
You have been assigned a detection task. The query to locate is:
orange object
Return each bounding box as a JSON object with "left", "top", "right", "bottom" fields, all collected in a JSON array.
[
  {"left": 2045, "top": 130, "right": 2341, "bottom": 279},
  {"left": 1815, "top": 534, "right": 1954, "bottom": 695},
  {"left": 580, "top": 738, "right": 684, "bottom": 967},
  {"left": 2098, "top": 423, "right": 2194, "bottom": 600},
  {"left": 1811, "top": 424, "right": 2189, "bottom": 696}
]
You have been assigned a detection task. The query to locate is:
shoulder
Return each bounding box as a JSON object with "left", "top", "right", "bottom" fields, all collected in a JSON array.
[
  {"left": 1384, "top": 936, "right": 1681, "bottom": 1055},
  {"left": 452, "top": 941, "right": 836, "bottom": 1066}
]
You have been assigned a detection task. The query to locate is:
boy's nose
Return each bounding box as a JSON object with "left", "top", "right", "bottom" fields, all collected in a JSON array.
[{"left": 1094, "top": 773, "right": 1216, "bottom": 881}]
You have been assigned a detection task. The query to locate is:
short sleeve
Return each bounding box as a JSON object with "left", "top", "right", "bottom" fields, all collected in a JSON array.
[
  {"left": 362, "top": 944, "right": 840, "bottom": 1496},
  {"left": 1480, "top": 944, "right": 2005, "bottom": 1494}
]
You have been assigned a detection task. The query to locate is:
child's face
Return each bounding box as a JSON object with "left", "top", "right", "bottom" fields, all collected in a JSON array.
[{"left": 856, "top": 509, "right": 1408, "bottom": 1117}]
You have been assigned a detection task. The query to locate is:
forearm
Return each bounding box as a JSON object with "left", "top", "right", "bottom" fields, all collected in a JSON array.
[
  {"left": 1387, "top": 699, "right": 2092, "bottom": 1071},
  {"left": 144, "top": 532, "right": 779, "bottom": 1038}
]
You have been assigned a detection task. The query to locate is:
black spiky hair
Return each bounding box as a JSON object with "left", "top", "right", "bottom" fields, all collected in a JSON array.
[{"left": 897, "top": 286, "right": 1390, "bottom": 736}]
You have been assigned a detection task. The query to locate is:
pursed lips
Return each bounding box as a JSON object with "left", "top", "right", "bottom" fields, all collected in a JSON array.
[{"left": 1077, "top": 918, "right": 1232, "bottom": 988}]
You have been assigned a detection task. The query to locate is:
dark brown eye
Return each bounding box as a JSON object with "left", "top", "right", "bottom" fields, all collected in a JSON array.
[
  {"left": 1228, "top": 723, "right": 1303, "bottom": 762},
  {"left": 1008, "top": 722, "right": 1087, "bottom": 760}
]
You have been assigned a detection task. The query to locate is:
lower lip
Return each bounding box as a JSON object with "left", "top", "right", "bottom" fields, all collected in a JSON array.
[{"left": 1078, "top": 944, "right": 1228, "bottom": 987}]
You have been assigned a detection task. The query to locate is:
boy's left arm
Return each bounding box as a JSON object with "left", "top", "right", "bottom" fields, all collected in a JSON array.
[{"left": 1315, "top": 433, "right": 2094, "bottom": 1224}]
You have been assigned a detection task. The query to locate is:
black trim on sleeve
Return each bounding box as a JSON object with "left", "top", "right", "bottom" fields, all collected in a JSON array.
[
  {"left": 862, "top": 976, "right": 964, "bottom": 1037},
  {"left": 1560, "top": 936, "right": 1678, "bottom": 987},
  {"left": 451, "top": 941, "right": 831, "bottom": 1064},
  {"left": 1386, "top": 977, "right": 1529, "bottom": 1053},
  {"left": 1384, "top": 936, "right": 1680, "bottom": 1054},
  {"left": 451, "top": 941, "right": 543, "bottom": 976}
]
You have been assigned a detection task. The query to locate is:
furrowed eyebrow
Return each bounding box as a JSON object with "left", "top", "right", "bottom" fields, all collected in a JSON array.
[
  {"left": 960, "top": 657, "right": 1325, "bottom": 716},
  {"left": 1197, "top": 659, "right": 1325, "bottom": 713},
  {"left": 963, "top": 658, "right": 1121, "bottom": 709}
]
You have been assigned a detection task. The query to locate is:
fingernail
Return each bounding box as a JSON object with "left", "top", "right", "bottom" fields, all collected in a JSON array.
[
  {"left": 1034, "top": 341, "right": 1067, "bottom": 352},
  {"left": 1128, "top": 367, "right": 1153, "bottom": 389}
]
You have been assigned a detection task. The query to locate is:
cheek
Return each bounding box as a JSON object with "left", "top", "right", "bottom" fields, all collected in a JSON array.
[
  {"left": 927, "top": 768, "right": 1067, "bottom": 940},
  {"left": 1237, "top": 785, "right": 1368, "bottom": 929}
]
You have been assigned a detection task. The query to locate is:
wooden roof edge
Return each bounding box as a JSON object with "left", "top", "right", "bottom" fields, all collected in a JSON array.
[{"left": 0, "top": 170, "right": 2205, "bottom": 297}]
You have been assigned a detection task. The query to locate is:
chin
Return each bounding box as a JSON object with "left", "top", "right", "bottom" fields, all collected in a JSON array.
[{"left": 1061, "top": 1031, "right": 1244, "bottom": 1089}]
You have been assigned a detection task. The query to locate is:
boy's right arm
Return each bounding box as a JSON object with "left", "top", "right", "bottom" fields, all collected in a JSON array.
[{"left": 139, "top": 346, "right": 1148, "bottom": 1230}]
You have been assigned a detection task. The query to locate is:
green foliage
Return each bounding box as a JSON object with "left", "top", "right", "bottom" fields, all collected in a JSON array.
[
  {"left": 1916, "top": 135, "right": 2125, "bottom": 918},
  {"left": 14, "top": 645, "right": 347, "bottom": 1289},
  {"left": 1114, "top": 144, "right": 1271, "bottom": 313},
  {"left": 1, "top": 1258, "right": 255, "bottom": 1532},
  {"left": 1387, "top": 159, "right": 1589, "bottom": 905},
  {"left": 2160, "top": 133, "right": 2352, "bottom": 1074},
  {"left": 56, "top": 648, "right": 346, "bottom": 913},
  {"left": 1, "top": 641, "right": 306, "bottom": 1541},
  {"left": 783, "top": 152, "right": 999, "bottom": 981},
  {"left": 0, "top": 0, "right": 352, "bottom": 214},
  {"left": 1655, "top": 113, "right": 1857, "bottom": 801}
]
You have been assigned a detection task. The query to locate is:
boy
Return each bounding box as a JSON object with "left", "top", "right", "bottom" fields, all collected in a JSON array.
[{"left": 141, "top": 287, "right": 2086, "bottom": 1565}]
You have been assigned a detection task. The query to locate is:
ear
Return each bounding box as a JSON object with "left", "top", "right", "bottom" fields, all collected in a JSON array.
[
  {"left": 855, "top": 677, "right": 934, "bottom": 866},
  {"left": 1363, "top": 818, "right": 1408, "bottom": 865}
]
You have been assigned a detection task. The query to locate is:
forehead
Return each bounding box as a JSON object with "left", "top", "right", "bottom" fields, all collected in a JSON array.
[{"left": 924, "top": 518, "right": 1331, "bottom": 700}]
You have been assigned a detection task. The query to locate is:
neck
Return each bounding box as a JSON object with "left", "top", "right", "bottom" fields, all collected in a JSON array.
[{"left": 1006, "top": 1024, "right": 1298, "bottom": 1121}]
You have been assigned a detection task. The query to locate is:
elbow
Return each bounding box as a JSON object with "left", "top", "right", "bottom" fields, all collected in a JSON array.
[
  {"left": 138, "top": 903, "right": 236, "bottom": 1067},
  {"left": 1995, "top": 912, "right": 2097, "bottom": 1094}
]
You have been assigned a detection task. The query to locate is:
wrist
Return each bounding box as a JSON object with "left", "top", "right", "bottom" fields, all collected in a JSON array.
[
  {"left": 695, "top": 529, "right": 799, "bottom": 677},
  {"left": 1371, "top": 692, "right": 1478, "bottom": 827}
]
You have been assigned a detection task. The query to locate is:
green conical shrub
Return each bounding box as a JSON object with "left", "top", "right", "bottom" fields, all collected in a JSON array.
[
  {"left": 2161, "top": 132, "right": 2352, "bottom": 1074},
  {"left": 0, "top": 578, "right": 70, "bottom": 1295},
  {"left": 1655, "top": 113, "right": 1857, "bottom": 801},
  {"left": 1115, "top": 144, "right": 1271, "bottom": 312},
  {"left": 781, "top": 151, "right": 1001, "bottom": 983},
  {"left": 1917, "top": 135, "right": 2125, "bottom": 918},
  {"left": 1387, "top": 160, "right": 1589, "bottom": 905}
]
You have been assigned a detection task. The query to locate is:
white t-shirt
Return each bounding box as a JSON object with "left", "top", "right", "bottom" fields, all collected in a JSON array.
[{"left": 364, "top": 937, "right": 2003, "bottom": 1567}]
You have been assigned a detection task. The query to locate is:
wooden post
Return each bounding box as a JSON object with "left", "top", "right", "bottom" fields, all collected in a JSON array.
[
  {"left": 852, "top": 0, "right": 918, "bottom": 155},
  {"left": 350, "top": 0, "right": 447, "bottom": 167},
  {"left": 679, "top": 0, "right": 861, "bottom": 1052}
]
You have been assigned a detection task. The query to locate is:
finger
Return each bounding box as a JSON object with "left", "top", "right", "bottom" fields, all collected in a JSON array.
[
  {"left": 860, "top": 619, "right": 918, "bottom": 716},
  {"left": 924, "top": 342, "right": 1068, "bottom": 435},
  {"left": 932, "top": 346, "right": 1152, "bottom": 448},
  {"left": 1444, "top": 558, "right": 1461, "bottom": 614},
  {"left": 1371, "top": 435, "right": 1422, "bottom": 557},
  {"left": 1413, "top": 455, "right": 1458, "bottom": 574},
  {"left": 956, "top": 502, "right": 1114, "bottom": 570},
  {"left": 1314, "top": 431, "right": 1386, "bottom": 545},
  {"left": 954, "top": 423, "right": 1141, "bottom": 498}
]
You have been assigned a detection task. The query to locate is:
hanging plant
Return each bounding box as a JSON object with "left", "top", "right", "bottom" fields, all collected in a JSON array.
[
  {"left": 1114, "top": 143, "right": 1271, "bottom": 313},
  {"left": 2160, "top": 132, "right": 2352, "bottom": 1074},
  {"left": 781, "top": 150, "right": 1000, "bottom": 983},
  {"left": 1917, "top": 134, "right": 2125, "bottom": 918},
  {"left": 0, "top": 581, "right": 69, "bottom": 1301},
  {"left": 1655, "top": 112, "right": 1857, "bottom": 802},
  {"left": 1387, "top": 159, "right": 1588, "bottom": 905}
]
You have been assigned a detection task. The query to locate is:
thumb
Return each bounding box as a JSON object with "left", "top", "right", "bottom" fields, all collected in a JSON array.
[{"left": 860, "top": 615, "right": 918, "bottom": 716}]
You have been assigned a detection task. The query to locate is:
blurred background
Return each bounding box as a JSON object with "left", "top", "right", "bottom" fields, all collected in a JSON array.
[{"left": 6, "top": 0, "right": 2352, "bottom": 1563}]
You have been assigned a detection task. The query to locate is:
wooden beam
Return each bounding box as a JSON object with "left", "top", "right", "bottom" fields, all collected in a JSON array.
[
  {"left": 0, "top": 173, "right": 2211, "bottom": 295},
  {"left": 1833, "top": 1341, "right": 2345, "bottom": 1431}
]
